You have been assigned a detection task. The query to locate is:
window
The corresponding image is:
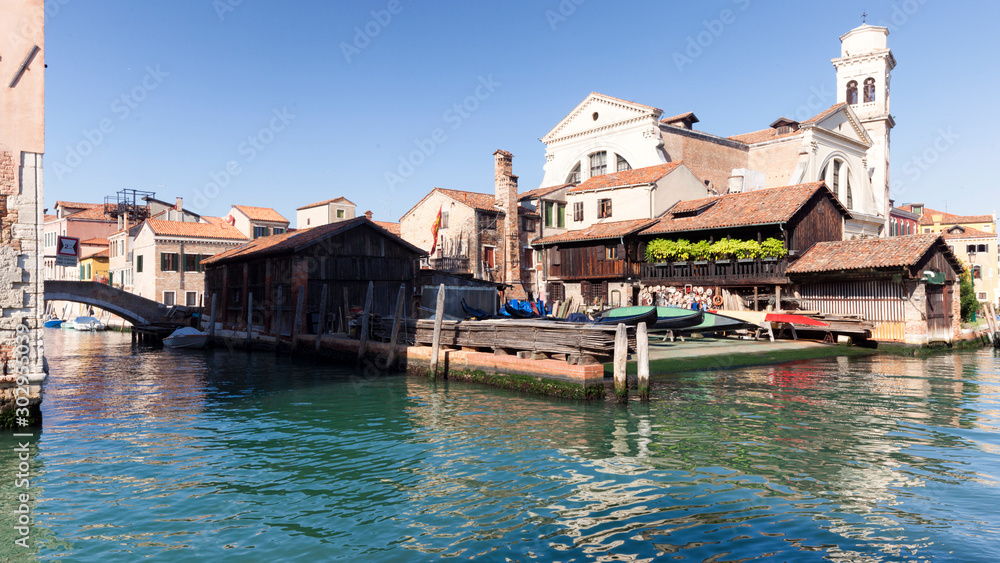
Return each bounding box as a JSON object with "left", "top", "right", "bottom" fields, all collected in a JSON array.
[
  {"left": 968, "top": 244, "right": 978, "bottom": 254},
  {"left": 336, "top": 209, "right": 345, "bottom": 219},
  {"left": 556, "top": 203, "right": 566, "bottom": 228},
  {"left": 522, "top": 247, "right": 534, "bottom": 270},
  {"left": 573, "top": 202, "right": 583, "bottom": 222},
  {"left": 479, "top": 213, "right": 497, "bottom": 231},
  {"left": 136, "top": 255, "right": 143, "bottom": 273},
  {"left": 845, "top": 175, "right": 853, "bottom": 209},
  {"left": 973, "top": 265, "right": 982, "bottom": 280},
  {"left": 482, "top": 246, "right": 496, "bottom": 270},
  {"left": 273, "top": 227, "right": 285, "bottom": 235},
  {"left": 521, "top": 218, "right": 534, "bottom": 232},
  {"left": 863, "top": 77, "right": 875, "bottom": 103},
  {"left": 924, "top": 228, "right": 931, "bottom": 233},
  {"left": 253, "top": 226, "right": 269, "bottom": 239},
  {"left": 616, "top": 154, "right": 631, "bottom": 172},
  {"left": 185, "top": 291, "right": 198, "bottom": 307},
  {"left": 162, "top": 291, "right": 175, "bottom": 306},
  {"left": 979, "top": 292, "right": 989, "bottom": 300},
  {"left": 544, "top": 202, "right": 553, "bottom": 227},
  {"left": 307, "top": 218, "right": 311, "bottom": 225},
  {"left": 589, "top": 151, "right": 607, "bottom": 177},
  {"left": 605, "top": 244, "right": 618, "bottom": 260},
  {"left": 598, "top": 198, "right": 612, "bottom": 219},
  {"left": 978, "top": 244, "right": 988, "bottom": 253},
  {"left": 184, "top": 253, "right": 200, "bottom": 272},
  {"left": 161, "top": 252, "right": 179, "bottom": 272},
  {"left": 846, "top": 80, "right": 858, "bottom": 105},
  {"left": 441, "top": 211, "right": 449, "bottom": 229},
  {"left": 567, "top": 163, "right": 581, "bottom": 184},
  {"left": 832, "top": 159, "right": 841, "bottom": 197}
]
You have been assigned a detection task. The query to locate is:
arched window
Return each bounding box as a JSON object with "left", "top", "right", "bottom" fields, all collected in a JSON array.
[
  {"left": 863, "top": 78, "right": 875, "bottom": 103},
  {"left": 845, "top": 175, "right": 853, "bottom": 209},
  {"left": 820, "top": 158, "right": 852, "bottom": 210},
  {"left": 973, "top": 265, "right": 982, "bottom": 280},
  {"left": 846, "top": 81, "right": 858, "bottom": 105},
  {"left": 832, "top": 159, "right": 841, "bottom": 197},
  {"left": 590, "top": 151, "right": 607, "bottom": 177},
  {"left": 616, "top": 154, "right": 631, "bottom": 172},
  {"left": 566, "top": 163, "right": 581, "bottom": 184}
]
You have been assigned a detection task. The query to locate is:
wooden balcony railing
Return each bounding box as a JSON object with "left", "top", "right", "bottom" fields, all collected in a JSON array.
[
  {"left": 428, "top": 256, "right": 471, "bottom": 274},
  {"left": 640, "top": 258, "right": 790, "bottom": 286}
]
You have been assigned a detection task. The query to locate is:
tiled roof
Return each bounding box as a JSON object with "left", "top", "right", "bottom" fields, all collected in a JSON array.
[
  {"left": 518, "top": 184, "right": 573, "bottom": 202},
  {"left": 146, "top": 219, "right": 248, "bottom": 240},
  {"left": 435, "top": 188, "right": 498, "bottom": 211},
  {"left": 642, "top": 182, "right": 849, "bottom": 235},
  {"left": 233, "top": 205, "right": 289, "bottom": 223},
  {"left": 296, "top": 196, "right": 356, "bottom": 210},
  {"left": 43, "top": 214, "right": 58, "bottom": 223},
  {"left": 660, "top": 111, "right": 698, "bottom": 125},
  {"left": 942, "top": 225, "right": 996, "bottom": 239},
  {"left": 787, "top": 235, "right": 961, "bottom": 274},
  {"left": 82, "top": 248, "right": 109, "bottom": 259},
  {"left": 532, "top": 218, "right": 658, "bottom": 246},
  {"left": 55, "top": 201, "right": 102, "bottom": 210},
  {"left": 201, "top": 216, "right": 226, "bottom": 225},
  {"left": 727, "top": 127, "right": 802, "bottom": 144},
  {"left": 80, "top": 238, "right": 109, "bottom": 246},
  {"left": 64, "top": 206, "right": 113, "bottom": 221},
  {"left": 904, "top": 206, "right": 995, "bottom": 226},
  {"left": 203, "top": 217, "right": 424, "bottom": 266},
  {"left": 373, "top": 220, "right": 401, "bottom": 236},
  {"left": 568, "top": 162, "right": 685, "bottom": 193}
]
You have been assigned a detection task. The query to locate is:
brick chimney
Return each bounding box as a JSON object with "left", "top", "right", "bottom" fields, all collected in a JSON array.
[
  {"left": 494, "top": 150, "right": 523, "bottom": 297},
  {"left": 175, "top": 197, "right": 183, "bottom": 211}
]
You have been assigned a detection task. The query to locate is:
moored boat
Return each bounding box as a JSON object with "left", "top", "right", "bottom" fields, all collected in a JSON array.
[
  {"left": 163, "top": 327, "right": 209, "bottom": 349},
  {"left": 44, "top": 318, "right": 64, "bottom": 328},
  {"left": 592, "top": 306, "right": 658, "bottom": 326},
  {"left": 674, "top": 311, "right": 758, "bottom": 334},
  {"left": 71, "top": 316, "right": 106, "bottom": 331}
]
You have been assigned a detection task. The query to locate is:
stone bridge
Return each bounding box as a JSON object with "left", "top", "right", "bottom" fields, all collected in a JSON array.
[{"left": 43, "top": 281, "right": 168, "bottom": 326}]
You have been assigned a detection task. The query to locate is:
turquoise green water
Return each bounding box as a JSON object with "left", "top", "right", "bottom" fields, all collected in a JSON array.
[{"left": 2, "top": 330, "right": 1000, "bottom": 561}]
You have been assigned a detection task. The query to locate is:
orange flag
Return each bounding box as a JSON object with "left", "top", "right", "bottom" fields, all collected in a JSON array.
[{"left": 430, "top": 205, "right": 442, "bottom": 254}]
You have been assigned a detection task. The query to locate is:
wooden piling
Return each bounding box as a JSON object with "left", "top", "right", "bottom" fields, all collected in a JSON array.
[
  {"left": 315, "top": 284, "right": 329, "bottom": 352},
  {"left": 637, "top": 322, "right": 650, "bottom": 400},
  {"left": 385, "top": 283, "right": 406, "bottom": 370},
  {"left": 614, "top": 323, "right": 628, "bottom": 403},
  {"left": 342, "top": 287, "right": 350, "bottom": 334},
  {"left": 274, "top": 286, "right": 283, "bottom": 344},
  {"left": 291, "top": 288, "right": 305, "bottom": 352},
  {"left": 246, "top": 291, "right": 253, "bottom": 348},
  {"left": 358, "top": 281, "right": 374, "bottom": 362},
  {"left": 208, "top": 292, "right": 218, "bottom": 344},
  {"left": 429, "top": 284, "right": 446, "bottom": 380}
]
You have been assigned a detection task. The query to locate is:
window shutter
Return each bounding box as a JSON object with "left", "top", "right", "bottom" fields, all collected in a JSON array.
[{"left": 161, "top": 252, "right": 166, "bottom": 271}]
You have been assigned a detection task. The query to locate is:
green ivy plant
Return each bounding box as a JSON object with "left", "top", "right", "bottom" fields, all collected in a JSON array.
[{"left": 645, "top": 236, "right": 788, "bottom": 262}]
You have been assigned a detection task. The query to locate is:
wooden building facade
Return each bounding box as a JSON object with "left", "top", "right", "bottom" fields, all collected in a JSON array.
[
  {"left": 786, "top": 235, "right": 964, "bottom": 344},
  {"left": 202, "top": 217, "right": 424, "bottom": 337}
]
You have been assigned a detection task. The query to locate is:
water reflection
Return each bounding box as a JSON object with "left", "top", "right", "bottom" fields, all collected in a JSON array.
[{"left": 3, "top": 330, "right": 999, "bottom": 561}]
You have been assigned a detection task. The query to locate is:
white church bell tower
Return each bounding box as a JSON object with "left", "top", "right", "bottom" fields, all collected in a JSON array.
[{"left": 832, "top": 23, "right": 895, "bottom": 232}]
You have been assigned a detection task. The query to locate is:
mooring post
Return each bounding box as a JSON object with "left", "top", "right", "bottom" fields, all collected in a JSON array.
[
  {"left": 342, "top": 287, "right": 350, "bottom": 334},
  {"left": 208, "top": 292, "right": 218, "bottom": 342},
  {"left": 273, "top": 286, "right": 283, "bottom": 352},
  {"left": 315, "top": 284, "right": 329, "bottom": 352},
  {"left": 429, "top": 284, "right": 446, "bottom": 380},
  {"left": 246, "top": 291, "right": 253, "bottom": 348},
  {"left": 614, "top": 323, "right": 628, "bottom": 403},
  {"left": 358, "top": 281, "right": 374, "bottom": 362},
  {"left": 385, "top": 283, "right": 406, "bottom": 370},
  {"left": 637, "top": 321, "right": 650, "bottom": 400},
  {"left": 291, "top": 288, "right": 305, "bottom": 353}
]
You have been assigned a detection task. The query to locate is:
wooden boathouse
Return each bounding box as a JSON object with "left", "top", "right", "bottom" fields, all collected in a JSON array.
[
  {"left": 786, "top": 234, "right": 964, "bottom": 344},
  {"left": 202, "top": 217, "right": 425, "bottom": 338}
]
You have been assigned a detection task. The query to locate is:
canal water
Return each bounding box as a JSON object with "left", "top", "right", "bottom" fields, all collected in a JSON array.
[{"left": 2, "top": 330, "right": 1000, "bottom": 561}]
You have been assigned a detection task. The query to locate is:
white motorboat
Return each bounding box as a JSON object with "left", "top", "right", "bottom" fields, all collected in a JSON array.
[
  {"left": 163, "top": 327, "right": 209, "bottom": 349},
  {"left": 71, "top": 316, "right": 106, "bottom": 331}
]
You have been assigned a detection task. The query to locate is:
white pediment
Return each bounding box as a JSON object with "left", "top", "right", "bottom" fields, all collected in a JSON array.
[
  {"left": 810, "top": 104, "right": 872, "bottom": 146},
  {"left": 542, "top": 93, "right": 662, "bottom": 144}
]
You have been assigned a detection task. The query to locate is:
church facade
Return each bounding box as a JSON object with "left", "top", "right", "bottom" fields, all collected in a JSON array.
[{"left": 536, "top": 24, "right": 895, "bottom": 241}]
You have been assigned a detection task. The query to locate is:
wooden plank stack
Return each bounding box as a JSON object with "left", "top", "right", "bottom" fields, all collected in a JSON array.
[{"left": 373, "top": 317, "right": 636, "bottom": 360}]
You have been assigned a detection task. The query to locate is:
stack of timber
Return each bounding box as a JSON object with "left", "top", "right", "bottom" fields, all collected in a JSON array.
[{"left": 373, "top": 318, "right": 637, "bottom": 360}]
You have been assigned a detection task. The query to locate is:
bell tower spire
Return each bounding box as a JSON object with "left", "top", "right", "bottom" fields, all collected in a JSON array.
[{"left": 832, "top": 23, "right": 895, "bottom": 232}]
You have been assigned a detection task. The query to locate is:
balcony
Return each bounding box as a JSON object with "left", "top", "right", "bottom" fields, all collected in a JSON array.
[
  {"left": 641, "top": 258, "right": 790, "bottom": 286},
  {"left": 428, "top": 256, "right": 472, "bottom": 274}
]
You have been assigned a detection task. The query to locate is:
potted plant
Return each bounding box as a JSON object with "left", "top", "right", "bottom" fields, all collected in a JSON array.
[
  {"left": 760, "top": 237, "right": 787, "bottom": 261},
  {"left": 690, "top": 240, "right": 712, "bottom": 264},
  {"left": 711, "top": 238, "right": 737, "bottom": 264},
  {"left": 735, "top": 239, "right": 761, "bottom": 262}
]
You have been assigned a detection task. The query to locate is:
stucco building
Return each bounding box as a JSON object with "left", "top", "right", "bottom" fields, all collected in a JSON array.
[
  {"left": 43, "top": 201, "right": 117, "bottom": 280},
  {"left": 1, "top": 0, "right": 45, "bottom": 382},
  {"left": 296, "top": 197, "right": 356, "bottom": 229}
]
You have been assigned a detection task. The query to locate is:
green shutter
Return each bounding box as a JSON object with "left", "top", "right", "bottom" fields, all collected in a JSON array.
[{"left": 137, "top": 255, "right": 143, "bottom": 273}]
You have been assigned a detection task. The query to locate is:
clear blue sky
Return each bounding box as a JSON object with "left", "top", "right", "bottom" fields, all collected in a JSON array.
[{"left": 43, "top": 0, "right": 999, "bottom": 223}]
